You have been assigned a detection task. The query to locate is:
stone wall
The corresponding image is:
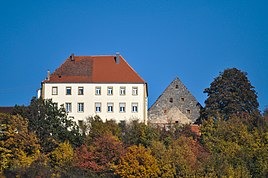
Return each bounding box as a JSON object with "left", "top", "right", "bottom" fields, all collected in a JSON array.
[{"left": 148, "top": 77, "right": 201, "bottom": 126}]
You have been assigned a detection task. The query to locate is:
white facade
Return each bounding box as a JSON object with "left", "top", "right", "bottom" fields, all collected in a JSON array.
[{"left": 42, "top": 83, "right": 148, "bottom": 123}]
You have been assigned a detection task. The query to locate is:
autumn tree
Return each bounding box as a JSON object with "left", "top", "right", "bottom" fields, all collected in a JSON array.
[
  {"left": 200, "top": 114, "right": 268, "bottom": 177},
  {"left": 200, "top": 68, "right": 259, "bottom": 121},
  {"left": 75, "top": 134, "right": 124, "bottom": 176},
  {"left": 0, "top": 113, "right": 40, "bottom": 175},
  {"left": 114, "top": 145, "right": 160, "bottom": 178},
  {"left": 14, "top": 97, "right": 83, "bottom": 153}
]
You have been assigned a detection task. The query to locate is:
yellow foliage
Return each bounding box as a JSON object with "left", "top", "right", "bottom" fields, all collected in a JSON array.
[
  {"left": 0, "top": 113, "right": 40, "bottom": 173},
  {"left": 114, "top": 145, "right": 160, "bottom": 178},
  {"left": 50, "top": 141, "right": 74, "bottom": 168}
]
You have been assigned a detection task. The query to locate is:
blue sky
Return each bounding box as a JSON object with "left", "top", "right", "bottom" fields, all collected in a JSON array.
[{"left": 0, "top": 0, "right": 267, "bottom": 112}]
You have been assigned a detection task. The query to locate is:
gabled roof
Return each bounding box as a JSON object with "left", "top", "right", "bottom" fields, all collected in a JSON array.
[
  {"left": 43, "top": 54, "right": 145, "bottom": 83},
  {"left": 148, "top": 77, "right": 201, "bottom": 123}
]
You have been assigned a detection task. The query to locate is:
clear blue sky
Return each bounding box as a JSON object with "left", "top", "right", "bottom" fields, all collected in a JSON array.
[{"left": 0, "top": 0, "right": 267, "bottom": 112}]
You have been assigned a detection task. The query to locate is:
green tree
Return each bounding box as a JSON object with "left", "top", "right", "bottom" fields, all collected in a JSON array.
[
  {"left": 200, "top": 115, "right": 266, "bottom": 177},
  {"left": 121, "top": 120, "right": 159, "bottom": 147},
  {"left": 82, "top": 115, "right": 121, "bottom": 145},
  {"left": 200, "top": 68, "right": 259, "bottom": 121},
  {"left": 13, "top": 97, "right": 83, "bottom": 153}
]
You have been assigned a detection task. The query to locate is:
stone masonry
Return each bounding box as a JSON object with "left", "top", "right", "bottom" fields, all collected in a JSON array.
[{"left": 148, "top": 77, "right": 201, "bottom": 127}]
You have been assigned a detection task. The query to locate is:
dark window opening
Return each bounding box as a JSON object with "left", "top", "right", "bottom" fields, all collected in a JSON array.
[
  {"left": 175, "top": 85, "right": 179, "bottom": 89},
  {"left": 175, "top": 121, "right": 179, "bottom": 124},
  {"left": 169, "top": 98, "right": 173, "bottom": 103},
  {"left": 187, "top": 109, "right": 191, "bottom": 114},
  {"left": 181, "top": 97, "right": 185, "bottom": 102}
]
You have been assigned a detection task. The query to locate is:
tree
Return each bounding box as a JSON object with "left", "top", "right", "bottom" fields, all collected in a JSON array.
[
  {"left": 121, "top": 120, "right": 159, "bottom": 147},
  {"left": 82, "top": 115, "right": 121, "bottom": 145},
  {"left": 0, "top": 113, "right": 40, "bottom": 175},
  {"left": 75, "top": 134, "right": 124, "bottom": 176},
  {"left": 13, "top": 97, "right": 83, "bottom": 153},
  {"left": 114, "top": 145, "right": 160, "bottom": 178},
  {"left": 50, "top": 141, "right": 74, "bottom": 169},
  {"left": 200, "top": 68, "right": 259, "bottom": 121},
  {"left": 199, "top": 114, "right": 268, "bottom": 177}
]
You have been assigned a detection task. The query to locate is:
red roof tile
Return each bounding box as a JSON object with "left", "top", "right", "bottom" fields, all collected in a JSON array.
[
  {"left": 0, "top": 107, "right": 14, "bottom": 114},
  {"left": 43, "top": 55, "right": 145, "bottom": 83}
]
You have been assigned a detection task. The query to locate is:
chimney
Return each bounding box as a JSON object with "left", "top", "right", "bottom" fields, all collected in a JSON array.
[
  {"left": 116, "top": 52, "right": 120, "bottom": 64},
  {"left": 70, "top": 53, "right": 75, "bottom": 61},
  {"left": 47, "top": 69, "right": 50, "bottom": 81}
]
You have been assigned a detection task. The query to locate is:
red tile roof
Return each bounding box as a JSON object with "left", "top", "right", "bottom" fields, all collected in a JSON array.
[
  {"left": 0, "top": 107, "right": 14, "bottom": 114},
  {"left": 191, "top": 124, "right": 201, "bottom": 137},
  {"left": 43, "top": 55, "right": 145, "bottom": 83}
]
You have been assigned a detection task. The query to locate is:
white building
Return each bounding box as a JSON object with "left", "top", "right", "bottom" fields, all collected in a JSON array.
[{"left": 40, "top": 53, "right": 148, "bottom": 124}]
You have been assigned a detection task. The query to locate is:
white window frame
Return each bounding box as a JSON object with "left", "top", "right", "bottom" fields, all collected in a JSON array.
[
  {"left": 95, "top": 102, "right": 101, "bottom": 113},
  {"left": 78, "top": 103, "right": 84, "bottom": 112},
  {"left": 52, "top": 87, "right": 58, "bottom": 95},
  {"left": 119, "top": 103, "right": 126, "bottom": 113},
  {"left": 132, "top": 103, "right": 138, "bottom": 113},
  {"left": 66, "top": 87, "right": 72, "bottom": 95},
  {"left": 132, "top": 87, "right": 138, "bottom": 95},
  {"left": 65, "top": 103, "right": 72, "bottom": 113},
  {"left": 107, "top": 87, "right": 113, "bottom": 95},
  {"left": 120, "top": 87, "right": 126, "bottom": 95},
  {"left": 78, "top": 87, "right": 84, "bottom": 95},
  {"left": 107, "top": 103, "right": 113, "bottom": 113},
  {"left": 95, "top": 87, "right": 101, "bottom": 95}
]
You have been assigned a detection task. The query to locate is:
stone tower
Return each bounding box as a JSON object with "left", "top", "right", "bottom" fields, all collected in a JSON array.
[{"left": 148, "top": 77, "right": 201, "bottom": 127}]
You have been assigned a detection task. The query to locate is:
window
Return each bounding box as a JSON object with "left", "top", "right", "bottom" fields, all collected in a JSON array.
[
  {"left": 66, "top": 87, "right": 72, "bottom": 95},
  {"left": 175, "top": 85, "right": 179, "bottom": 89},
  {"left": 119, "top": 103, "right": 126, "bottom": 113},
  {"left": 107, "top": 103, "right": 113, "bottom": 112},
  {"left": 95, "top": 103, "right": 101, "bottom": 112},
  {"left": 65, "top": 103, "right": 72, "bottom": 113},
  {"left": 170, "top": 98, "right": 173, "bottom": 103},
  {"left": 95, "top": 87, "right": 101, "bottom": 95},
  {"left": 132, "top": 87, "right": 138, "bottom": 95},
  {"left": 107, "top": 87, "right": 113, "bottom": 95},
  {"left": 120, "top": 87, "right": 126, "bottom": 95},
  {"left": 78, "top": 87, "right": 84, "bottom": 95},
  {"left": 181, "top": 98, "right": 185, "bottom": 102},
  {"left": 78, "top": 103, "right": 84, "bottom": 112},
  {"left": 187, "top": 109, "right": 191, "bottom": 114},
  {"left": 132, "top": 103, "right": 138, "bottom": 112},
  {"left": 52, "top": 87, "right": 58, "bottom": 95},
  {"left": 53, "top": 102, "right": 58, "bottom": 108}
]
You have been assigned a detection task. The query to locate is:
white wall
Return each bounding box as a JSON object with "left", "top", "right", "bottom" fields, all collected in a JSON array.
[{"left": 42, "top": 83, "right": 148, "bottom": 123}]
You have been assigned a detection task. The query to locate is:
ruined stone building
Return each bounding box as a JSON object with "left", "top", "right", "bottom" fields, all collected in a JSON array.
[{"left": 148, "top": 77, "right": 202, "bottom": 128}]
